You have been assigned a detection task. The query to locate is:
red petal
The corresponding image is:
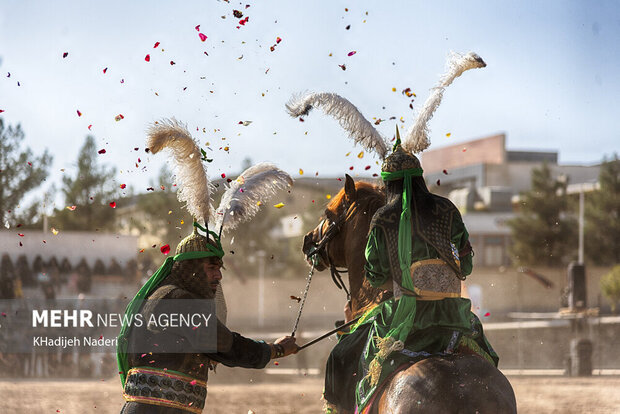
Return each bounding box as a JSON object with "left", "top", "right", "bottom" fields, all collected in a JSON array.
[
  {"left": 153, "top": 41, "right": 160, "bottom": 48},
  {"left": 349, "top": 166, "right": 354, "bottom": 170},
  {"left": 221, "top": 173, "right": 226, "bottom": 178},
  {"left": 484, "top": 312, "right": 491, "bottom": 317},
  {"left": 347, "top": 51, "right": 356, "bottom": 56},
  {"left": 77, "top": 110, "right": 82, "bottom": 117},
  {"left": 18, "top": 233, "right": 24, "bottom": 237},
  {"left": 103, "top": 67, "right": 108, "bottom": 74},
  {"left": 365, "top": 165, "right": 371, "bottom": 170},
  {"left": 145, "top": 54, "right": 151, "bottom": 62},
  {"left": 0, "top": 110, "right": 4, "bottom": 113},
  {"left": 160, "top": 244, "right": 171, "bottom": 255},
  {"left": 443, "top": 169, "right": 448, "bottom": 175},
  {"left": 109, "top": 202, "right": 116, "bottom": 208},
  {"left": 88, "top": 125, "right": 92, "bottom": 130},
  {"left": 199, "top": 33, "right": 207, "bottom": 42},
  {"left": 120, "top": 184, "right": 126, "bottom": 189},
  {"left": 276, "top": 37, "right": 282, "bottom": 44},
  {"left": 98, "top": 149, "right": 106, "bottom": 154},
  {"left": 436, "top": 179, "right": 441, "bottom": 186},
  {"left": 195, "top": 24, "right": 200, "bottom": 31},
  {"left": 62, "top": 52, "right": 68, "bottom": 58}
]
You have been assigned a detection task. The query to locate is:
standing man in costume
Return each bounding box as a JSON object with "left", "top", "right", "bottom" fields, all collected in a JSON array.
[{"left": 117, "top": 119, "right": 298, "bottom": 413}]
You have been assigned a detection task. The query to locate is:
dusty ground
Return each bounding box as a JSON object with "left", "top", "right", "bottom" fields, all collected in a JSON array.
[{"left": 1, "top": 376, "right": 620, "bottom": 413}]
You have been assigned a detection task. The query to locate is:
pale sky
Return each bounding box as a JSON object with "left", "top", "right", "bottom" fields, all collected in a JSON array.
[{"left": 1, "top": 0, "right": 619, "bottom": 210}]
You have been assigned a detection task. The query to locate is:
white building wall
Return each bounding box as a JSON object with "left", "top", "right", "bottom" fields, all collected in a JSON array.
[{"left": 0, "top": 231, "right": 138, "bottom": 267}]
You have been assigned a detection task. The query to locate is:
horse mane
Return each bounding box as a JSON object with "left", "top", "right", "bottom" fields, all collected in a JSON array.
[
  {"left": 327, "top": 180, "right": 385, "bottom": 219},
  {"left": 327, "top": 180, "right": 389, "bottom": 312}
]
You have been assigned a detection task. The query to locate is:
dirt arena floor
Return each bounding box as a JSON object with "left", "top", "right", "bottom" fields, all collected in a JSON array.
[{"left": 2, "top": 376, "right": 620, "bottom": 413}]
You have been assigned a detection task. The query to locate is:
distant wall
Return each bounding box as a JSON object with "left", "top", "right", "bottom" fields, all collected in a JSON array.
[{"left": 0, "top": 231, "right": 138, "bottom": 268}]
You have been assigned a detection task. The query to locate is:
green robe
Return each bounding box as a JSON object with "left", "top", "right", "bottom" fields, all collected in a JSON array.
[{"left": 348, "top": 209, "right": 498, "bottom": 411}]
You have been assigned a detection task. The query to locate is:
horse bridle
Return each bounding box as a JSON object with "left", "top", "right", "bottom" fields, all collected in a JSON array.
[{"left": 306, "top": 200, "right": 356, "bottom": 301}]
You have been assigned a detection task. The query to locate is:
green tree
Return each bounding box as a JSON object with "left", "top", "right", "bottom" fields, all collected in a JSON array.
[
  {"left": 600, "top": 265, "right": 620, "bottom": 314},
  {"left": 585, "top": 155, "right": 620, "bottom": 265},
  {"left": 507, "top": 163, "right": 576, "bottom": 266},
  {"left": 51, "top": 135, "right": 117, "bottom": 231},
  {"left": 0, "top": 119, "right": 52, "bottom": 226}
]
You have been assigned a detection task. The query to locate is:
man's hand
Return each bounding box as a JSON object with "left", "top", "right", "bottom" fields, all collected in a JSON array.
[{"left": 271, "top": 335, "right": 299, "bottom": 358}]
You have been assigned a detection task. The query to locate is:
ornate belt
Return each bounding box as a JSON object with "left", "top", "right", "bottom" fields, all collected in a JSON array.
[
  {"left": 409, "top": 259, "right": 461, "bottom": 300},
  {"left": 123, "top": 367, "right": 207, "bottom": 413}
]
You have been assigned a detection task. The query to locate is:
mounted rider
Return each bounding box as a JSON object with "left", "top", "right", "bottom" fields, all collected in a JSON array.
[
  {"left": 117, "top": 119, "right": 298, "bottom": 413},
  {"left": 287, "top": 52, "right": 499, "bottom": 414}
]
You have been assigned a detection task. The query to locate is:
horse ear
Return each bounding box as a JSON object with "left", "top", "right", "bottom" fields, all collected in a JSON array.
[{"left": 344, "top": 174, "right": 356, "bottom": 201}]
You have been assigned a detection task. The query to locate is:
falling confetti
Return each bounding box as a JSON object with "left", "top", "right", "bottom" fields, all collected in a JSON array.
[
  {"left": 276, "top": 37, "right": 282, "bottom": 44},
  {"left": 120, "top": 183, "right": 126, "bottom": 189},
  {"left": 67, "top": 206, "right": 77, "bottom": 211},
  {"left": 462, "top": 147, "right": 467, "bottom": 152},
  {"left": 338, "top": 64, "right": 346, "bottom": 71},
  {"left": 391, "top": 87, "right": 397, "bottom": 92},
  {"left": 145, "top": 54, "right": 150, "bottom": 62},
  {"left": 109, "top": 202, "right": 116, "bottom": 208},
  {"left": 365, "top": 165, "right": 371, "bottom": 170},
  {"left": 347, "top": 51, "right": 356, "bottom": 56},
  {"left": 153, "top": 41, "right": 160, "bottom": 48},
  {"left": 446, "top": 132, "right": 452, "bottom": 137},
  {"left": 326, "top": 194, "right": 332, "bottom": 199},
  {"left": 51, "top": 228, "right": 59, "bottom": 236},
  {"left": 62, "top": 52, "right": 68, "bottom": 58},
  {"left": 443, "top": 169, "right": 448, "bottom": 175},
  {"left": 484, "top": 312, "right": 491, "bottom": 317},
  {"left": 299, "top": 168, "right": 304, "bottom": 175},
  {"left": 221, "top": 173, "right": 226, "bottom": 178},
  {"left": 160, "top": 244, "right": 171, "bottom": 255},
  {"left": 76, "top": 110, "right": 82, "bottom": 117},
  {"left": 436, "top": 179, "right": 441, "bottom": 186},
  {"left": 115, "top": 114, "right": 125, "bottom": 122},
  {"left": 233, "top": 10, "right": 243, "bottom": 18},
  {"left": 88, "top": 125, "right": 92, "bottom": 130},
  {"left": 274, "top": 203, "right": 285, "bottom": 208},
  {"left": 98, "top": 149, "right": 106, "bottom": 154},
  {"left": 199, "top": 33, "right": 207, "bottom": 42},
  {"left": 18, "top": 233, "right": 24, "bottom": 237},
  {"left": 290, "top": 295, "right": 302, "bottom": 303},
  {"left": 357, "top": 151, "right": 364, "bottom": 159},
  {"left": 103, "top": 67, "right": 108, "bottom": 74},
  {"left": 195, "top": 24, "right": 200, "bottom": 31}
]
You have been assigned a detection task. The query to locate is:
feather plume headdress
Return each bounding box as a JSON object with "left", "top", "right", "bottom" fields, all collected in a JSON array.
[
  {"left": 146, "top": 118, "right": 213, "bottom": 225},
  {"left": 287, "top": 51, "right": 485, "bottom": 158},
  {"left": 215, "top": 162, "right": 293, "bottom": 234},
  {"left": 403, "top": 51, "right": 486, "bottom": 154},
  {"left": 286, "top": 92, "right": 389, "bottom": 160},
  {"left": 147, "top": 118, "right": 293, "bottom": 234}
]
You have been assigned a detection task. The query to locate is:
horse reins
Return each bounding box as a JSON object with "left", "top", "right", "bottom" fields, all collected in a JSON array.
[
  {"left": 309, "top": 200, "right": 357, "bottom": 301},
  {"left": 292, "top": 200, "right": 355, "bottom": 337}
]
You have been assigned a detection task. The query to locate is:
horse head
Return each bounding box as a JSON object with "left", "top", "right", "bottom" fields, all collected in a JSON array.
[{"left": 302, "top": 174, "right": 387, "bottom": 312}]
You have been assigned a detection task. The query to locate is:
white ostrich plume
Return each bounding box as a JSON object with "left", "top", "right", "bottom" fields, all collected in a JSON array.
[
  {"left": 286, "top": 92, "right": 389, "bottom": 160},
  {"left": 403, "top": 51, "right": 486, "bottom": 154},
  {"left": 146, "top": 118, "right": 212, "bottom": 224},
  {"left": 215, "top": 162, "right": 293, "bottom": 233}
]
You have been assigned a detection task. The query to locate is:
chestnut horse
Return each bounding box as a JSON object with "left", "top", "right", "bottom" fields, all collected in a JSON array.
[{"left": 302, "top": 175, "right": 516, "bottom": 413}]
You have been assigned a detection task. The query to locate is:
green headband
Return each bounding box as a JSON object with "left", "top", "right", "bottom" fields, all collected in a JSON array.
[{"left": 380, "top": 167, "right": 424, "bottom": 181}]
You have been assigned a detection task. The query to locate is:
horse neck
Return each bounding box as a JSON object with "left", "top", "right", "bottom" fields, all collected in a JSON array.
[{"left": 344, "top": 214, "right": 384, "bottom": 315}]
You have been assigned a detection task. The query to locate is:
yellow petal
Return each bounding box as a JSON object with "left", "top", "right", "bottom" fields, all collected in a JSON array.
[
  {"left": 446, "top": 132, "right": 451, "bottom": 137},
  {"left": 299, "top": 168, "right": 304, "bottom": 175},
  {"left": 391, "top": 87, "right": 396, "bottom": 92},
  {"left": 357, "top": 151, "right": 364, "bottom": 159},
  {"left": 274, "top": 202, "right": 285, "bottom": 209},
  {"left": 168, "top": 210, "right": 173, "bottom": 215},
  {"left": 326, "top": 194, "right": 332, "bottom": 199},
  {"left": 345, "top": 151, "right": 351, "bottom": 156},
  {"left": 51, "top": 228, "right": 59, "bottom": 236},
  {"left": 256, "top": 201, "right": 263, "bottom": 206},
  {"left": 180, "top": 219, "right": 184, "bottom": 224}
]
